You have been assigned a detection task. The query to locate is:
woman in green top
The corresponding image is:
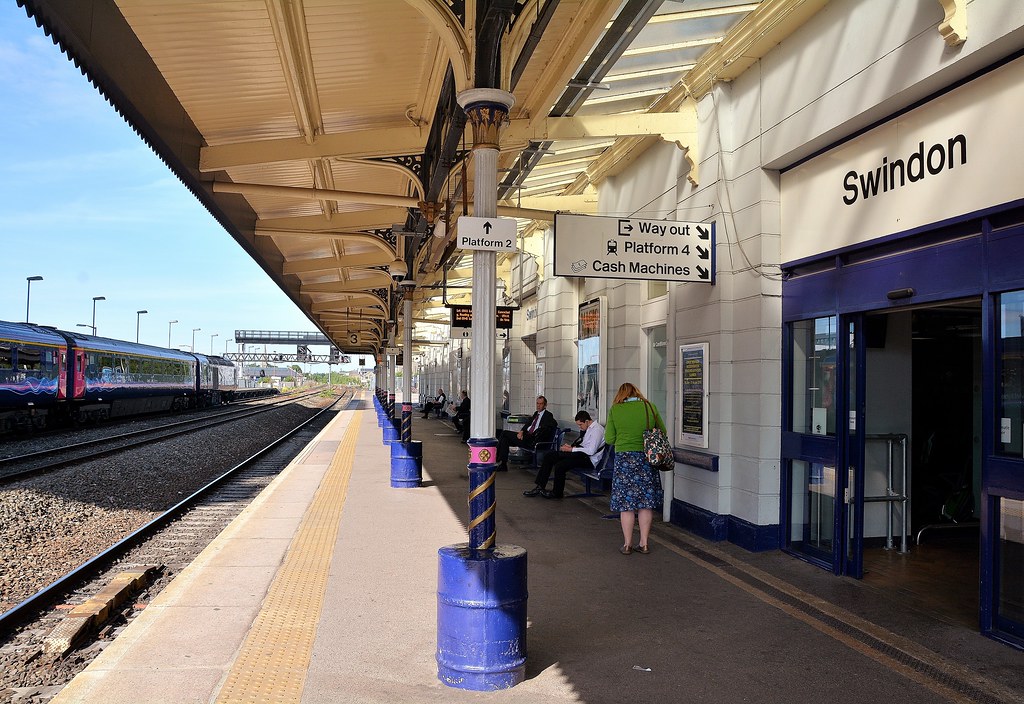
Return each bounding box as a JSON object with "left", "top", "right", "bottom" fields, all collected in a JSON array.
[{"left": 604, "top": 382, "right": 666, "bottom": 555}]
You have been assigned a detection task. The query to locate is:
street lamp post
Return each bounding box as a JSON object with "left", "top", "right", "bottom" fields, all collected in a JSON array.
[
  {"left": 76, "top": 323, "right": 95, "bottom": 335},
  {"left": 136, "top": 310, "right": 148, "bottom": 343},
  {"left": 168, "top": 320, "right": 178, "bottom": 348},
  {"left": 210, "top": 333, "right": 218, "bottom": 354},
  {"left": 192, "top": 328, "right": 201, "bottom": 352},
  {"left": 224, "top": 337, "right": 233, "bottom": 354},
  {"left": 91, "top": 296, "right": 105, "bottom": 337},
  {"left": 25, "top": 276, "right": 43, "bottom": 323}
]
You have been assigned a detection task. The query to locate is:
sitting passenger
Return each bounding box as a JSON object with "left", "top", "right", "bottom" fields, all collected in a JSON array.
[
  {"left": 523, "top": 411, "right": 605, "bottom": 499},
  {"left": 421, "top": 388, "right": 447, "bottom": 418},
  {"left": 494, "top": 395, "right": 557, "bottom": 471},
  {"left": 450, "top": 390, "right": 471, "bottom": 442}
]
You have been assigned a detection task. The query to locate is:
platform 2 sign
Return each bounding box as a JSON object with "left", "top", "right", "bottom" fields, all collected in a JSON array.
[
  {"left": 449, "top": 305, "right": 514, "bottom": 329},
  {"left": 554, "top": 213, "right": 715, "bottom": 283},
  {"left": 457, "top": 216, "right": 517, "bottom": 252}
]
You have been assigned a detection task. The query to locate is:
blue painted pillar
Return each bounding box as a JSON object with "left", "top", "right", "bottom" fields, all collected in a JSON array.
[
  {"left": 401, "top": 403, "right": 412, "bottom": 442},
  {"left": 436, "top": 88, "right": 526, "bottom": 691}
]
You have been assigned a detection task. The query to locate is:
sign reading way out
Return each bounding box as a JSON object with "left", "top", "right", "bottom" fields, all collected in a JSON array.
[{"left": 554, "top": 213, "right": 715, "bottom": 283}]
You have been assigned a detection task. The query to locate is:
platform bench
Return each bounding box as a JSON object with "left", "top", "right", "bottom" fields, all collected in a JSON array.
[{"left": 567, "top": 445, "right": 615, "bottom": 497}]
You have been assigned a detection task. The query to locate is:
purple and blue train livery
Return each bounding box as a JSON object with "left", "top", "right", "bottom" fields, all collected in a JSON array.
[{"left": 0, "top": 320, "right": 272, "bottom": 433}]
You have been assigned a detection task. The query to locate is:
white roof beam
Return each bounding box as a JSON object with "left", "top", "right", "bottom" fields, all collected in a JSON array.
[
  {"left": 200, "top": 125, "right": 429, "bottom": 171},
  {"left": 283, "top": 252, "right": 394, "bottom": 275}
]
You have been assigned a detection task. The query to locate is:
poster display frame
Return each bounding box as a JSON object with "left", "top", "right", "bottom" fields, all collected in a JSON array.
[
  {"left": 577, "top": 297, "right": 608, "bottom": 424},
  {"left": 678, "top": 342, "right": 709, "bottom": 448}
]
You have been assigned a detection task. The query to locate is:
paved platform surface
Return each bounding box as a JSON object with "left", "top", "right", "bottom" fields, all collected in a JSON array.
[{"left": 52, "top": 393, "right": 1024, "bottom": 703}]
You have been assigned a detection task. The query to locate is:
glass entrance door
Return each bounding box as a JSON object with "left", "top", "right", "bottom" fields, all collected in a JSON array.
[
  {"left": 784, "top": 316, "right": 840, "bottom": 569},
  {"left": 783, "top": 314, "right": 865, "bottom": 577}
]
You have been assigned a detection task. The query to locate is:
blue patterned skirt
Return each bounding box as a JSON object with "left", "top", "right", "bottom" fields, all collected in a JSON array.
[{"left": 609, "top": 450, "right": 664, "bottom": 512}]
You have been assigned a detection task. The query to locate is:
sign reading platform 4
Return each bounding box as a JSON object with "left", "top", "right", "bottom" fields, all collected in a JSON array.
[{"left": 554, "top": 213, "right": 715, "bottom": 283}]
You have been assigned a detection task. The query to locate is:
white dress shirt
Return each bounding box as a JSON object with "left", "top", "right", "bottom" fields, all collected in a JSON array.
[{"left": 572, "top": 421, "right": 606, "bottom": 467}]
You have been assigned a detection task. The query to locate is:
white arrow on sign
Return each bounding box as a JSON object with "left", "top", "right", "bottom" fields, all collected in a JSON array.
[{"left": 457, "top": 216, "right": 517, "bottom": 252}]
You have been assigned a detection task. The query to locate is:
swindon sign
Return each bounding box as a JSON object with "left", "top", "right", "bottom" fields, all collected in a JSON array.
[{"left": 554, "top": 213, "right": 715, "bottom": 283}]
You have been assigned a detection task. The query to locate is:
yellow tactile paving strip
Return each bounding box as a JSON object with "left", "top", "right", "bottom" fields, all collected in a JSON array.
[{"left": 215, "top": 411, "right": 360, "bottom": 704}]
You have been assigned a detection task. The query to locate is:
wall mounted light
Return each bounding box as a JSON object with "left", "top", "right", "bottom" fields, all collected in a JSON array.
[{"left": 886, "top": 288, "right": 915, "bottom": 300}]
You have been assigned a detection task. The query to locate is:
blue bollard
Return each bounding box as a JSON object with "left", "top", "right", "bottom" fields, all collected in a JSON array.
[
  {"left": 382, "top": 418, "right": 400, "bottom": 445},
  {"left": 437, "top": 544, "right": 528, "bottom": 690},
  {"left": 390, "top": 440, "right": 422, "bottom": 488}
]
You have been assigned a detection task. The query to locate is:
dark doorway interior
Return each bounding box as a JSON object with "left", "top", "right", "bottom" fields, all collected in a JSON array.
[{"left": 862, "top": 302, "right": 982, "bottom": 627}]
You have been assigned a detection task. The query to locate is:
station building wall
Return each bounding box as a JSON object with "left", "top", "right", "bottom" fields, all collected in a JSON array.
[{"left": 546, "top": 0, "right": 1024, "bottom": 551}]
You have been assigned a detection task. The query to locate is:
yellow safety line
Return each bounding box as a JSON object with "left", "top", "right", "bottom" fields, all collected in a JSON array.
[{"left": 215, "top": 411, "right": 360, "bottom": 704}]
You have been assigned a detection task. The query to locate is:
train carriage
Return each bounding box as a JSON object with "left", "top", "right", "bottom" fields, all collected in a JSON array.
[
  {"left": 0, "top": 321, "right": 68, "bottom": 431},
  {"left": 59, "top": 329, "right": 197, "bottom": 422},
  {"left": 0, "top": 319, "right": 277, "bottom": 435}
]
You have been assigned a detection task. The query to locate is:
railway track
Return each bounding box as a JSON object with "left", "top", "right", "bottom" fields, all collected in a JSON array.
[
  {"left": 0, "top": 389, "right": 359, "bottom": 700},
  {"left": 0, "top": 389, "right": 325, "bottom": 483}
]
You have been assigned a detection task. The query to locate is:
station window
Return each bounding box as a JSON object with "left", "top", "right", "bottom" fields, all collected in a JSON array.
[
  {"left": 647, "top": 280, "right": 667, "bottom": 299},
  {"left": 998, "top": 290, "right": 1024, "bottom": 456},
  {"left": 791, "top": 316, "right": 837, "bottom": 435}
]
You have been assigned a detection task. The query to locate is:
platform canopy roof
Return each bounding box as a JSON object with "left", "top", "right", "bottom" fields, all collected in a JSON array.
[{"left": 20, "top": 0, "right": 829, "bottom": 355}]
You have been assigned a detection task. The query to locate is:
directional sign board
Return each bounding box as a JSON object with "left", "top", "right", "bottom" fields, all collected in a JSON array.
[
  {"left": 554, "top": 213, "right": 715, "bottom": 283},
  {"left": 457, "top": 216, "right": 517, "bottom": 252}
]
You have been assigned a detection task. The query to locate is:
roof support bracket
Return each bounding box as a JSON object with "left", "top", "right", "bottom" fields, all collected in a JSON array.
[{"left": 937, "top": 0, "right": 967, "bottom": 46}]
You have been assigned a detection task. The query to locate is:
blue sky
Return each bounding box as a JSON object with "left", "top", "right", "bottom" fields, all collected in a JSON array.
[{"left": 0, "top": 5, "right": 356, "bottom": 368}]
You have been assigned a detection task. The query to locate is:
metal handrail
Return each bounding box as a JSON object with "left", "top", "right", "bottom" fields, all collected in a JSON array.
[{"left": 863, "top": 433, "right": 910, "bottom": 553}]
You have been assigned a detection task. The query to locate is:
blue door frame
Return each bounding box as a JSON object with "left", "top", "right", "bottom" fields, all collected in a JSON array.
[
  {"left": 781, "top": 204, "right": 1024, "bottom": 648},
  {"left": 780, "top": 314, "right": 864, "bottom": 578}
]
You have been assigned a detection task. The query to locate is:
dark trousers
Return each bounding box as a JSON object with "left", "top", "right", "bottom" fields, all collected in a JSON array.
[
  {"left": 453, "top": 414, "right": 470, "bottom": 441},
  {"left": 496, "top": 429, "right": 536, "bottom": 463},
  {"left": 534, "top": 450, "right": 593, "bottom": 497}
]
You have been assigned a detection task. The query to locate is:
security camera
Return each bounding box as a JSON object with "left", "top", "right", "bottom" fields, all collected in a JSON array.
[{"left": 388, "top": 259, "right": 407, "bottom": 283}]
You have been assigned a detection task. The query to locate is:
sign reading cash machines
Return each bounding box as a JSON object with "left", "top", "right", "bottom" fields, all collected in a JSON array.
[{"left": 554, "top": 213, "right": 715, "bottom": 284}]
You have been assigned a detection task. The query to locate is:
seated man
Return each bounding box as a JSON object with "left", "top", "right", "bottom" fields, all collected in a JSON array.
[
  {"left": 449, "top": 390, "right": 470, "bottom": 442},
  {"left": 421, "top": 388, "right": 447, "bottom": 418},
  {"left": 495, "top": 395, "right": 557, "bottom": 471},
  {"left": 523, "top": 411, "right": 605, "bottom": 499}
]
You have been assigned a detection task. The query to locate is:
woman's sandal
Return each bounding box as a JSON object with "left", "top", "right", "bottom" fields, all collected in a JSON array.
[
  {"left": 619, "top": 545, "right": 632, "bottom": 555},
  {"left": 635, "top": 544, "right": 650, "bottom": 554}
]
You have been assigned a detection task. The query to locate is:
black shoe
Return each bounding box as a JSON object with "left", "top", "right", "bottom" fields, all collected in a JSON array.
[
  {"left": 495, "top": 463, "right": 508, "bottom": 472},
  {"left": 523, "top": 487, "right": 541, "bottom": 497},
  {"left": 540, "top": 489, "right": 560, "bottom": 499}
]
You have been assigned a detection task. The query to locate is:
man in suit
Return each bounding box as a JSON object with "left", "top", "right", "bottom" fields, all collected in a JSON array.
[
  {"left": 450, "top": 390, "right": 471, "bottom": 442},
  {"left": 523, "top": 410, "right": 604, "bottom": 499},
  {"left": 495, "top": 395, "right": 558, "bottom": 471},
  {"left": 421, "top": 388, "right": 446, "bottom": 418}
]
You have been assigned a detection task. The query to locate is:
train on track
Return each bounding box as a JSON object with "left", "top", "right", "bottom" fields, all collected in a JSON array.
[{"left": 0, "top": 319, "right": 278, "bottom": 433}]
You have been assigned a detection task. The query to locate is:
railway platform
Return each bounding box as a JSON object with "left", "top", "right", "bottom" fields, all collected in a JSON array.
[{"left": 51, "top": 392, "right": 1024, "bottom": 703}]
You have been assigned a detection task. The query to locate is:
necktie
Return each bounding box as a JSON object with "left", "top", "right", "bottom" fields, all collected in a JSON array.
[
  {"left": 574, "top": 428, "right": 585, "bottom": 447},
  {"left": 527, "top": 413, "right": 540, "bottom": 434}
]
